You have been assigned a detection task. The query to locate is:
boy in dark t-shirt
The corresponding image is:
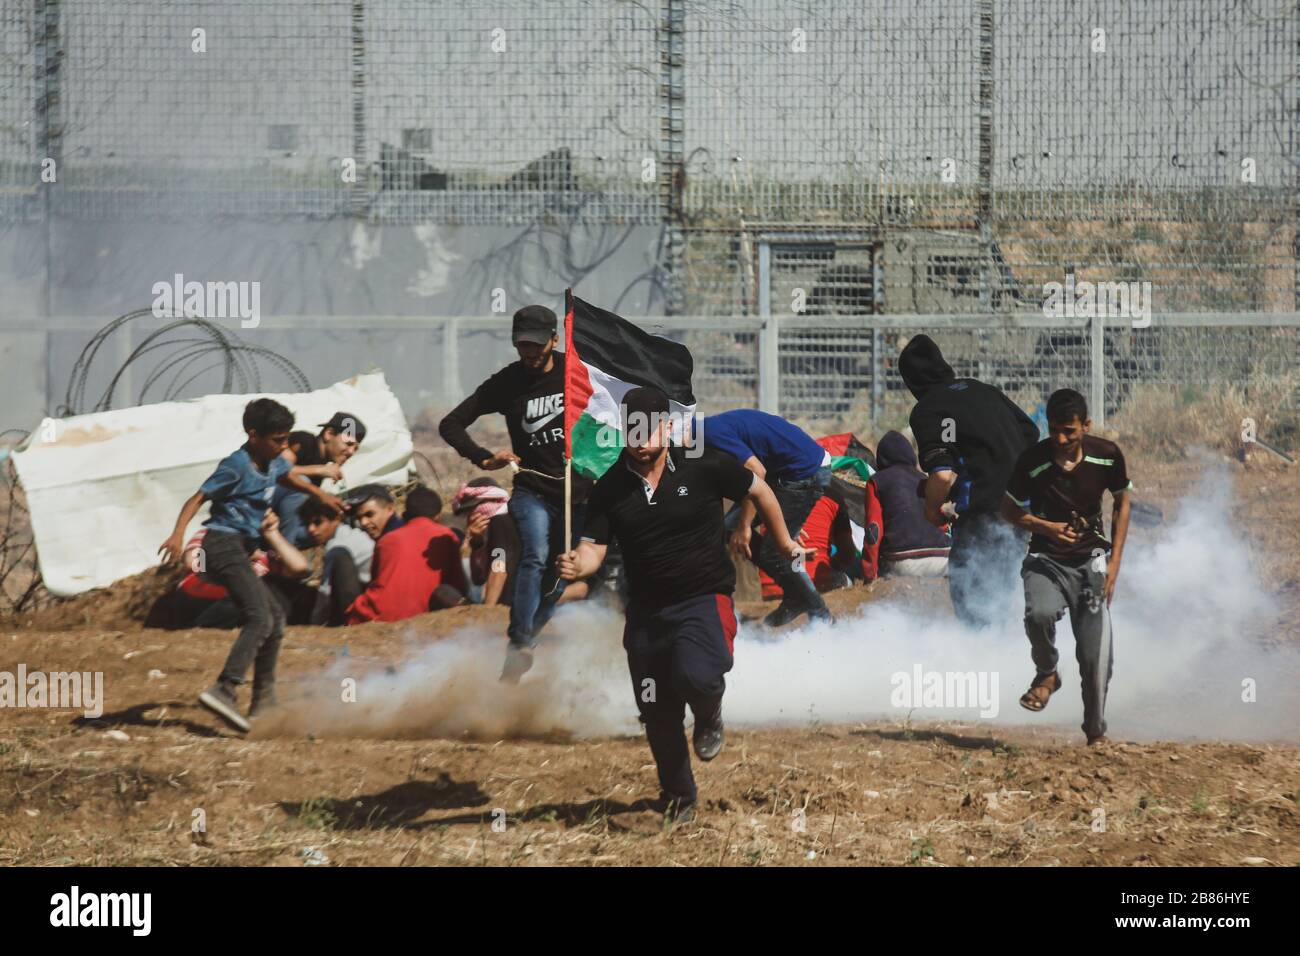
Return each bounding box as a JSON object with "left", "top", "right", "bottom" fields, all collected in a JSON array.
[{"left": 1000, "top": 389, "right": 1133, "bottom": 745}]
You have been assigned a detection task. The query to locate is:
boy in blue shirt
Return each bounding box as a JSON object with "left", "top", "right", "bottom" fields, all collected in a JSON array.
[
  {"left": 702, "top": 409, "right": 833, "bottom": 627},
  {"left": 159, "top": 398, "right": 303, "bottom": 732}
]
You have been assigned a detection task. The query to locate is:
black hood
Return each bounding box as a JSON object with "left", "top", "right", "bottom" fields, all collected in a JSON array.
[
  {"left": 898, "top": 334, "right": 956, "bottom": 400},
  {"left": 875, "top": 430, "right": 918, "bottom": 469}
]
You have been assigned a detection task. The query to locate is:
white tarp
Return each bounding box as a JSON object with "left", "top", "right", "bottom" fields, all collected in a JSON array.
[{"left": 12, "top": 371, "right": 412, "bottom": 597}]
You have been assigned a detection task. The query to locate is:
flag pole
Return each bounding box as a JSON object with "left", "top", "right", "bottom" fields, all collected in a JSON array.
[
  {"left": 565, "top": 456, "right": 573, "bottom": 554},
  {"left": 563, "top": 289, "right": 573, "bottom": 555}
]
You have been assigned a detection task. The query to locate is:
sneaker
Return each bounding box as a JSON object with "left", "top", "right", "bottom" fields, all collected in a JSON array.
[
  {"left": 499, "top": 643, "right": 535, "bottom": 684},
  {"left": 199, "top": 681, "right": 251, "bottom": 733},
  {"left": 662, "top": 796, "right": 696, "bottom": 826},
  {"left": 692, "top": 710, "right": 725, "bottom": 762},
  {"left": 249, "top": 686, "right": 279, "bottom": 718},
  {"left": 763, "top": 602, "right": 805, "bottom": 628}
]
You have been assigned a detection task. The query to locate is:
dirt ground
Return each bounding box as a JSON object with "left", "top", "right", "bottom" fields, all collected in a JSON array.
[{"left": 1, "top": 445, "right": 1297, "bottom": 866}]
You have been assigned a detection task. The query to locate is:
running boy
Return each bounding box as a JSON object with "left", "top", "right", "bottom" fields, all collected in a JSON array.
[
  {"left": 999, "top": 389, "right": 1133, "bottom": 745},
  {"left": 159, "top": 398, "right": 301, "bottom": 732}
]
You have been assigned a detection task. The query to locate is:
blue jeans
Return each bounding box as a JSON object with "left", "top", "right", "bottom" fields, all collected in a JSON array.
[
  {"left": 746, "top": 465, "right": 832, "bottom": 613},
  {"left": 507, "top": 487, "right": 585, "bottom": 647}
]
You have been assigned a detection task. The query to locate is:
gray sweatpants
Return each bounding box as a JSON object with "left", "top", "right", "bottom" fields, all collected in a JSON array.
[{"left": 1021, "top": 551, "right": 1114, "bottom": 740}]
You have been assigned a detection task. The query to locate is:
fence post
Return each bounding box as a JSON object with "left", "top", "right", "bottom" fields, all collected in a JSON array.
[
  {"left": 658, "top": 0, "right": 686, "bottom": 315},
  {"left": 349, "top": 1, "right": 367, "bottom": 217},
  {"left": 871, "top": 327, "right": 883, "bottom": 426},
  {"left": 1090, "top": 311, "right": 1105, "bottom": 431},
  {"left": 35, "top": 0, "right": 62, "bottom": 414},
  {"left": 976, "top": 0, "right": 994, "bottom": 309},
  {"left": 442, "top": 318, "right": 461, "bottom": 406},
  {"left": 757, "top": 242, "right": 779, "bottom": 414}
]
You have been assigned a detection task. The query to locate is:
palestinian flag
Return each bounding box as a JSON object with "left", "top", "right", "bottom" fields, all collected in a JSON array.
[
  {"left": 564, "top": 291, "right": 697, "bottom": 480},
  {"left": 818, "top": 433, "right": 877, "bottom": 530}
]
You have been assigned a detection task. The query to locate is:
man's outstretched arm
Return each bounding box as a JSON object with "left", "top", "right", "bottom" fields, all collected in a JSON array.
[
  {"left": 439, "top": 381, "right": 500, "bottom": 468},
  {"left": 999, "top": 495, "right": 1081, "bottom": 549},
  {"left": 557, "top": 540, "right": 608, "bottom": 582},
  {"left": 159, "top": 490, "right": 207, "bottom": 564},
  {"left": 747, "top": 474, "right": 806, "bottom": 563},
  {"left": 1105, "top": 490, "right": 1132, "bottom": 605},
  {"left": 922, "top": 470, "right": 958, "bottom": 527},
  {"left": 727, "top": 454, "right": 766, "bottom": 558}
]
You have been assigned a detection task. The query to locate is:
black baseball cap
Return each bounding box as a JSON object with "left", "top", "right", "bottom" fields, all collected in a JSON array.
[
  {"left": 344, "top": 483, "right": 393, "bottom": 508},
  {"left": 318, "top": 411, "right": 367, "bottom": 442},
  {"left": 512, "top": 305, "right": 557, "bottom": 345}
]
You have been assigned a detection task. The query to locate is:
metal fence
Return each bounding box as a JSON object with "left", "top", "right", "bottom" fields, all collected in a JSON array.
[
  {"left": 15, "top": 312, "right": 1294, "bottom": 439},
  {"left": 0, "top": 1, "right": 1297, "bottom": 432}
]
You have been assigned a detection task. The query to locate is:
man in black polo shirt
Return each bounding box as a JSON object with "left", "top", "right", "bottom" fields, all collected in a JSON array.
[
  {"left": 440, "top": 305, "right": 592, "bottom": 678},
  {"left": 557, "top": 387, "right": 805, "bottom": 823},
  {"left": 1000, "top": 389, "right": 1133, "bottom": 745}
]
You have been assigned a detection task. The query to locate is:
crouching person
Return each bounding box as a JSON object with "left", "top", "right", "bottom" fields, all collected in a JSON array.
[
  {"left": 298, "top": 496, "right": 374, "bottom": 626},
  {"left": 346, "top": 484, "right": 468, "bottom": 625},
  {"left": 873, "top": 430, "right": 952, "bottom": 578}
]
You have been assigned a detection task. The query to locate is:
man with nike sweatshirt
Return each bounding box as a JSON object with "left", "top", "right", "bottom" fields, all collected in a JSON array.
[{"left": 439, "top": 305, "right": 593, "bottom": 680}]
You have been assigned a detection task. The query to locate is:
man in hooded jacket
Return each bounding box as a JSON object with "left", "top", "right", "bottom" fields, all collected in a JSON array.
[
  {"left": 897, "top": 335, "right": 1039, "bottom": 628},
  {"left": 872, "top": 430, "right": 953, "bottom": 577}
]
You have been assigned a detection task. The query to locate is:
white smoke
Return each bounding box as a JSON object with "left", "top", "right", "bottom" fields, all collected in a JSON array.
[
  {"left": 264, "top": 466, "right": 1298, "bottom": 744},
  {"left": 259, "top": 602, "right": 635, "bottom": 740},
  {"left": 727, "top": 464, "right": 1299, "bottom": 742}
]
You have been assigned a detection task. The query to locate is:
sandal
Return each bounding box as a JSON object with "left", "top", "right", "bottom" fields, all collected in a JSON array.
[{"left": 1019, "top": 671, "right": 1061, "bottom": 712}]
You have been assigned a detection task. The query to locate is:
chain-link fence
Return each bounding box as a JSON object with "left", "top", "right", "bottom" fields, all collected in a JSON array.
[
  {"left": 43, "top": 312, "right": 1275, "bottom": 436},
  {"left": 0, "top": 1, "right": 1296, "bottom": 433}
]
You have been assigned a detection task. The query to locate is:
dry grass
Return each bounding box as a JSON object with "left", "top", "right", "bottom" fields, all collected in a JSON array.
[{"left": 1109, "top": 378, "right": 1300, "bottom": 460}]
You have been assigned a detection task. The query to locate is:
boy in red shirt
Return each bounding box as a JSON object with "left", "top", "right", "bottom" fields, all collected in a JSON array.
[{"left": 347, "top": 485, "right": 468, "bottom": 624}]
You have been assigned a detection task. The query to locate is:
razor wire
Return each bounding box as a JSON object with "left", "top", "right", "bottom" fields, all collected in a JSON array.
[{"left": 60, "top": 310, "right": 312, "bottom": 417}]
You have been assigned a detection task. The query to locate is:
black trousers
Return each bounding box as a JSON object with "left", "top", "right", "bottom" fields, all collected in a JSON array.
[
  {"left": 203, "top": 529, "right": 285, "bottom": 694},
  {"left": 624, "top": 593, "right": 737, "bottom": 804},
  {"left": 311, "top": 547, "right": 364, "bottom": 626},
  {"left": 753, "top": 467, "right": 831, "bottom": 613}
]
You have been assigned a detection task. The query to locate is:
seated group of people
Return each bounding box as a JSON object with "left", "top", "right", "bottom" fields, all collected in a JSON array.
[{"left": 148, "top": 411, "right": 614, "bottom": 632}]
